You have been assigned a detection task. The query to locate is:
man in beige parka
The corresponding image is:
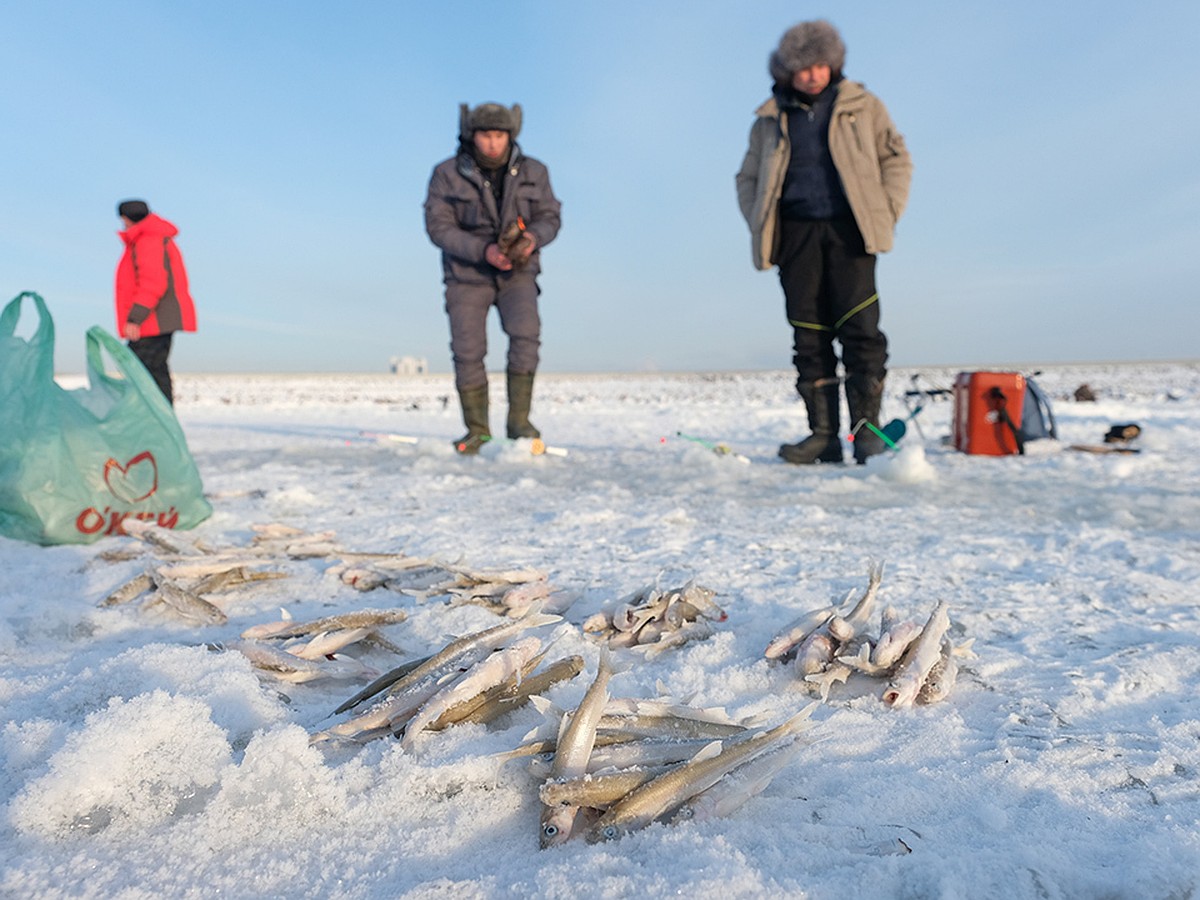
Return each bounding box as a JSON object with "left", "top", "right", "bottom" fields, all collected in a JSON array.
[{"left": 737, "top": 19, "right": 912, "bottom": 464}]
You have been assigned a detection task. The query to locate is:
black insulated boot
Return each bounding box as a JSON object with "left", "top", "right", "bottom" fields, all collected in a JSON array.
[
  {"left": 505, "top": 370, "right": 541, "bottom": 440},
  {"left": 454, "top": 386, "right": 491, "bottom": 455},
  {"left": 779, "top": 379, "right": 843, "bottom": 464},
  {"left": 846, "top": 373, "right": 886, "bottom": 464}
]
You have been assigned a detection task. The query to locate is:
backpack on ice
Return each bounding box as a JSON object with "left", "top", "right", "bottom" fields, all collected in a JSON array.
[
  {"left": 1017, "top": 376, "right": 1057, "bottom": 443},
  {"left": 952, "top": 371, "right": 1057, "bottom": 456}
]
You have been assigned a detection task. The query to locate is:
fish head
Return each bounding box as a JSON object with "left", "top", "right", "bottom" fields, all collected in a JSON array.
[
  {"left": 585, "top": 818, "right": 627, "bottom": 844},
  {"left": 668, "top": 804, "right": 697, "bottom": 826},
  {"left": 538, "top": 805, "right": 577, "bottom": 849}
]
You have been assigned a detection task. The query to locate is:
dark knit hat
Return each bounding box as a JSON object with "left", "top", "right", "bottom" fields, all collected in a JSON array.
[
  {"left": 459, "top": 102, "right": 523, "bottom": 139},
  {"left": 769, "top": 20, "right": 846, "bottom": 83},
  {"left": 117, "top": 199, "right": 150, "bottom": 223}
]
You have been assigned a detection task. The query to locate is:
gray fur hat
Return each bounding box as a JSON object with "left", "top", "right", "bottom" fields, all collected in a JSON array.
[
  {"left": 769, "top": 20, "right": 846, "bottom": 83},
  {"left": 459, "top": 102, "right": 522, "bottom": 139}
]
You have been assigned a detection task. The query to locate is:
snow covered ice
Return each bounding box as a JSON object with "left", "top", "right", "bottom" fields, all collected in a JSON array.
[{"left": 2, "top": 363, "right": 1199, "bottom": 899}]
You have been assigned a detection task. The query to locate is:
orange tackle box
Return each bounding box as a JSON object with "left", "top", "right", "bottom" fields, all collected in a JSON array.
[{"left": 952, "top": 372, "right": 1026, "bottom": 456}]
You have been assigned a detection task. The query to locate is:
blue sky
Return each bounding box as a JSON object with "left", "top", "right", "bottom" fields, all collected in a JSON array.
[{"left": 4, "top": 1, "right": 1197, "bottom": 375}]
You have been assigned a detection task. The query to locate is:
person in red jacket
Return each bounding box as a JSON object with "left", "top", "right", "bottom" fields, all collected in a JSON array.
[{"left": 114, "top": 199, "right": 197, "bottom": 405}]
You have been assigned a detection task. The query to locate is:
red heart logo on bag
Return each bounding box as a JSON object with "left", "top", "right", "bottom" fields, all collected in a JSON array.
[{"left": 104, "top": 452, "right": 159, "bottom": 503}]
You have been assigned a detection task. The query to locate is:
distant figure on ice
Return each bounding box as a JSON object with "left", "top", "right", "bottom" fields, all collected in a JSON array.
[
  {"left": 736, "top": 20, "right": 912, "bottom": 464},
  {"left": 424, "top": 102, "right": 562, "bottom": 454},
  {"left": 114, "top": 199, "right": 197, "bottom": 406}
]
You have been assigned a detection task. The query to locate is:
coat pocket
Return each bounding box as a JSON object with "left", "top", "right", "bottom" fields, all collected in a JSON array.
[
  {"left": 447, "top": 194, "right": 482, "bottom": 229},
  {"left": 514, "top": 179, "right": 544, "bottom": 221}
]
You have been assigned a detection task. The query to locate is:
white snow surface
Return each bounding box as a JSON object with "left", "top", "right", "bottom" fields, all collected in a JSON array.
[{"left": 3, "top": 364, "right": 1199, "bottom": 900}]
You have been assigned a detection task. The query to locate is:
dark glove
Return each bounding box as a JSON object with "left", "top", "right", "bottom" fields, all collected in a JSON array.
[{"left": 1103, "top": 423, "right": 1141, "bottom": 443}]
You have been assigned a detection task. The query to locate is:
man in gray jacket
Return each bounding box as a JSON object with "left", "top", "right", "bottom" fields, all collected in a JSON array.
[
  {"left": 737, "top": 20, "right": 912, "bottom": 464},
  {"left": 425, "top": 103, "right": 562, "bottom": 454}
]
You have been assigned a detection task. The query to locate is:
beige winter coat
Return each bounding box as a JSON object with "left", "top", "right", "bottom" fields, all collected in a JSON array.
[{"left": 736, "top": 80, "right": 912, "bottom": 270}]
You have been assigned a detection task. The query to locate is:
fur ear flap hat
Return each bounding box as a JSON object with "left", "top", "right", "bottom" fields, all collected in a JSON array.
[
  {"left": 458, "top": 102, "right": 523, "bottom": 139},
  {"left": 769, "top": 20, "right": 846, "bottom": 83}
]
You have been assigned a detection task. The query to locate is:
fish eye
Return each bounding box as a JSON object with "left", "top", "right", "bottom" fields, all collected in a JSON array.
[
  {"left": 543, "top": 824, "right": 558, "bottom": 838},
  {"left": 602, "top": 825, "right": 619, "bottom": 840}
]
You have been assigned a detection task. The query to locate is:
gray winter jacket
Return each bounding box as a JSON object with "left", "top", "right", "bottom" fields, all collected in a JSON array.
[
  {"left": 424, "top": 144, "right": 562, "bottom": 285},
  {"left": 736, "top": 80, "right": 912, "bottom": 270}
]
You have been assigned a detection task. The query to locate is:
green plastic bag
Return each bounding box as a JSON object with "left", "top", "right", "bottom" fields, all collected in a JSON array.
[{"left": 0, "top": 292, "right": 212, "bottom": 545}]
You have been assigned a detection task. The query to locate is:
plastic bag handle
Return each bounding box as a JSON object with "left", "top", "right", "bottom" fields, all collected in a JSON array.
[
  {"left": 1, "top": 292, "right": 56, "bottom": 382},
  {"left": 84, "top": 326, "right": 178, "bottom": 422}
]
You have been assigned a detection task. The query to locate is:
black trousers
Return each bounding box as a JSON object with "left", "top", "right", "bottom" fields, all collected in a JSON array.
[
  {"left": 777, "top": 217, "right": 888, "bottom": 386},
  {"left": 128, "top": 333, "right": 174, "bottom": 405}
]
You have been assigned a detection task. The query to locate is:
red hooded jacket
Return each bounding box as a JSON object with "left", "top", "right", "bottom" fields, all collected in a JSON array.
[{"left": 115, "top": 213, "right": 197, "bottom": 337}]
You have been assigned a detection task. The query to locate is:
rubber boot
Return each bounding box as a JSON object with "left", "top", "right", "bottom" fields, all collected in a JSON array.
[
  {"left": 505, "top": 370, "right": 541, "bottom": 440},
  {"left": 779, "top": 379, "right": 843, "bottom": 464},
  {"left": 454, "top": 386, "right": 491, "bottom": 455},
  {"left": 846, "top": 373, "right": 886, "bottom": 464}
]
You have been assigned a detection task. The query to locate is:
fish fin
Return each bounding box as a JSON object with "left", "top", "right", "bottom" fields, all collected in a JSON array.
[
  {"left": 952, "top": 638, "right": 977, "bottom": 658},
  {"left": 834, "top": 587, "right": 857, "bottom": 615},
  {"left": 280, "top": 607, "right": 294, "bottom": 621},
  {"left": 528, "top": 695, "right": 562, "bottom": 719},
  {"left": 737, "top": 712, "right": 771, "bottom": 728},
  {"left": 599, "top": 644, "right": 632, "bottom": 677},
  {"left": 780, "top": 701, "right": 821, "bottom": 735},
  {"left": 520, "top": 723, "right": 548, "bottom": 743},
  {"left": 555, "top": 708, "right": 574, "bottom": 744},
  {"left": 518, "top": 647, "right": 552, "bottom": 688},
  {"left": 868, "top": 559, "right": 886, "bottom": 583},
  {"left": 690, "top": 740, "right": 725, "bottom": 764},
  {"left": 521, "top": 609, "right": 564, "bottom": 630}
]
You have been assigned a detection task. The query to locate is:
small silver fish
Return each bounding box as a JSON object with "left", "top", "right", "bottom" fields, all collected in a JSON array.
[
  {"left": 764, "top": 605, "right": 836, "bottom": 660},
  {"left": 793, "top": 631, "right": 836, "bottom": 677},
  {"left": 540, "top": 648, "right": 616, "bottom": 848},
  {"left": 285, "top": 627, "right": 374, "bottom": 660},
  {"left": 153, "top": 579, "right": 228, "bottom": 626},
  {"left": 402, "top": 636, "right": 545, "bottom": 750},
  {"left": 883, "top": 601, "right": 951, "bottom": 709},
  {"left": 434, "top": 654, "right": 582, "bottom": 729},
  {"left": 827, "top": 562, "right": 884, "bottom": 643},
  {"left": 227, "top": 640, "right": 375, "bottom": 683},
  {"left": 255, "top": 608, "right": 408, "bottom": 640},
  {"left": 119, "top": 519, "right": 212, "bottom": 556},
  {"left": 871, "top": 620, "right": 923, "bottom": 669},
  {"left": 631, "top": 620, "right": 714, "bottom": 659},
  {"left": 316, "top": 608, "right": 560, "bottom": 743},
  {"left": 678, "top": 581, "right": 726, "bottom": 622},
  {"left": 595, "top": 714, "right": 747, "bottom": 743},
  {"left": 586, "top": 704, "right": 817, "bottom": 842},
  {"left": 917, "top": 638, "right": 959, "bottom": 705},
  {"left": 314, "top": 650, "right": 491, "bottom": 742},
  {"left": 98, "top": 572, "right": 154, "bottom": 607},
  {"left": 539, "top": 765, "right": 672, "bottom": 810},
  {"left": 330, "top": 653, "right": 435, "bottom": 716},
  {"left": 670, "top": 741, "right": 805, "bottom": 824}
]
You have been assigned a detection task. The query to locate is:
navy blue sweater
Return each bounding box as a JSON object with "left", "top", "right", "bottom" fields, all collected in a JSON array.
[{"left": 777, "top": 84, "right": 851, "bottom": 221}]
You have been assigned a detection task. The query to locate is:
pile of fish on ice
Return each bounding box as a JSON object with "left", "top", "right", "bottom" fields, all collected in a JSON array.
[
  {"left": 311, "top": 610, "right": 579, "bottom": 749},
  {"left": 764, "top": 562, "right": 973, "bottom": 708},
  {"left": 581, "top": 579, "right": 726, "bottom": 655},
  {"left": 508, "top": 649, "right": 819, "bottom": 845},
  {"left": 92, "top": 523, "right": 972, "bottom": 843}
]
